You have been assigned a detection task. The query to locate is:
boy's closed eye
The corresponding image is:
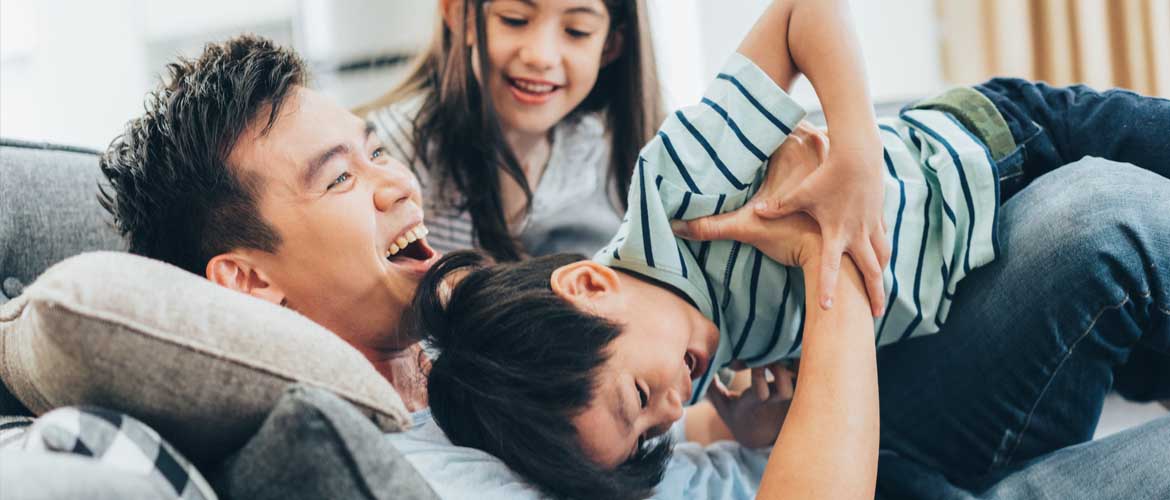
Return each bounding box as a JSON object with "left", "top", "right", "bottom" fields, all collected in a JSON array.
[{"left": 627, "top": 381, "right": 649, "bottom": 460}]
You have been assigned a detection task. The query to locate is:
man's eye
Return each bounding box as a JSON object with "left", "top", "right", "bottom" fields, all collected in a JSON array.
[
  {"left": 327, "top": 172, "right": 351, "bottom": 190},
  {"left": 499, "top": 15, "right": 527, "bottom": 27},
  {"left": 637, "top": 384, "right": 648, "bottom": 408}
]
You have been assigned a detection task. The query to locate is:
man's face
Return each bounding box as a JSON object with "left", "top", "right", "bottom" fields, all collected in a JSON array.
[{"left": 227, "top": 86, "right": 439, "bottom": 351}]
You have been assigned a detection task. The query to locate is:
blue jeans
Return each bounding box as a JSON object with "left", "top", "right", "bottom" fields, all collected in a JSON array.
[
  {"left": 876, "top": 80, "right": 1170, "bottom": 499},
  {"left": 975, "top": 77, "right": 1170, "bottom": 198}
]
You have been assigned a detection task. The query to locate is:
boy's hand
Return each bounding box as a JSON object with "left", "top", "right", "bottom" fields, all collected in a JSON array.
[
  {"left": 755, "top": 132, "right": 890, "bottom": 317},
  {"left": 706, "top": 362, "right": 796, "bottom": 449}
]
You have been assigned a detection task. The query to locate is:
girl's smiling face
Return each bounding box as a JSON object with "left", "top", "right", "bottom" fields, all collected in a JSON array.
[{"left": 479, "top": 0, "right": 614, "bottom": 136}]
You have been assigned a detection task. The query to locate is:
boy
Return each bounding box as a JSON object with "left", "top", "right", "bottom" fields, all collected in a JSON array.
[{"left": 407, "top": 1, "right": 1170, "bottom": 499}]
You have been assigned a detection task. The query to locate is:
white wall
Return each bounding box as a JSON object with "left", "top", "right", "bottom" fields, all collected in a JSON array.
[
  {"left": 0, "top": 0, "right": 437, "bottom": 148},
  {"left": 0, "top": 0, "right": 149, "bottom": 149},
  {"left": 649, "top": 0, "right": 944, "bottom": 110},
  {"left": 1, "top": 0, "right": 945, "bottom": 149}
]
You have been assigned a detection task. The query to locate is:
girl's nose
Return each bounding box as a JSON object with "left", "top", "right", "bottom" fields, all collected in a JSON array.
[{"left": 519, "top": 32, "right": 558, "bottom": 70}]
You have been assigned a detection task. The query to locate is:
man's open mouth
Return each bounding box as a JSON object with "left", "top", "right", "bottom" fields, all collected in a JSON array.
[{"left": 385, "top": 223, "right": 437, "bottom": 270}]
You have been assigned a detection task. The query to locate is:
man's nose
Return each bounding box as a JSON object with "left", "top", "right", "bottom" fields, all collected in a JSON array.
[{"left": 371, "top": 167, "right": 417, "bottom": 212}]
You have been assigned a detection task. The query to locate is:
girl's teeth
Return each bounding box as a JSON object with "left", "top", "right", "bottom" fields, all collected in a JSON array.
[
  {"left": 395, "top": 236, "right": 409, "bottom": 248},
  {"left": 388, "top": 243, "right": 400, "bottom": 255},
  {"left": 513, "top": 80, "right": 554, "bottom": 93}
]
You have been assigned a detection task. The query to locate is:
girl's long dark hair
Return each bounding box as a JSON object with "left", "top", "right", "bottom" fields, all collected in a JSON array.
[{"left": 357, "top": 0, "right": 662, "bottom": 261}]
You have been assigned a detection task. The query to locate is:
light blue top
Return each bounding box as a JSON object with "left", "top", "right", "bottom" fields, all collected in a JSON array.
[
  {"left": 368, "top": 98, "right": 623, "bottom": 257},
  {"left": 593, "top": 52, "right": 1002, "bottom": 404},
  {"left": 387, "top": 410, "right": 770, "bottom": 499}
]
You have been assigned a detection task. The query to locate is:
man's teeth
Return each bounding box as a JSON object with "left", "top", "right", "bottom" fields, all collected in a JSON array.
[
  {"left": 387, "top": 225, "right": 429, "bottom": 258},
  {"left": 513, "top": 79, "right": 555, "bottom": 93}
]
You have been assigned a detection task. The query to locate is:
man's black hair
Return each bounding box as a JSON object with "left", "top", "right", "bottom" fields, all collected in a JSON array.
[
  {"left": 99, "top": 34, "right": 307, "bottom": 274},
  {"left": 407, "top": 250, "right": 672, "bottom": 500}
]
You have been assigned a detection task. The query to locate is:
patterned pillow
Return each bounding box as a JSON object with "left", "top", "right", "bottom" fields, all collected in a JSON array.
[{"left": 21, "top": 406, "right": 216, "bottom": 500}]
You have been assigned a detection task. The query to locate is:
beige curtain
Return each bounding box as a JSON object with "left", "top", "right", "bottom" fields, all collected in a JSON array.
[{"left": 937, "top": 0, "right": 1170, "bottom": 97}]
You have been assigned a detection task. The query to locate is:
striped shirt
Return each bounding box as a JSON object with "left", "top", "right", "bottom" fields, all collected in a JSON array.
[
  {"left": 593, "top": 52, "right": 1002, "bottom": 404},
  {"left": 367, "top": 98, "right": 623, "bottom": 257}
]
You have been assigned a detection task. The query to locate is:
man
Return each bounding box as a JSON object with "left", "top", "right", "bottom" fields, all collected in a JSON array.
[
  {"left": 99, "top": 35, "right": 433, "bottom": 410},
  {"left": 100, "top": 35, "right": 1170, "bottom": 499}
]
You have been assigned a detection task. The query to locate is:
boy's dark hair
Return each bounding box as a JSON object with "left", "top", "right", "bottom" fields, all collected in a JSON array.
[
  {"left": 408, "top": 250, "right": 671, "bottom": 500},
  {"left": 99, "top": 35, "right": 308, "bottom": 275}
]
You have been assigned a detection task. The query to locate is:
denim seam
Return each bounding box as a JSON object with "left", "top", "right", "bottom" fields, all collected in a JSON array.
[
  {"left": 998, "top": 170, "right": 1025, "bottom": 181},
  {"left": 1135, "top": 290, "right": 1169, "bottom": 315},
  {"left": 997, "top": 292, "right": 1133, "bottom": 468}
]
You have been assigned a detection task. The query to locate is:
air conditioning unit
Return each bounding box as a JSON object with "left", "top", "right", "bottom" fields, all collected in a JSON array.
[{"left": 295, "top": 0, "right": 437, "bottom": 108}]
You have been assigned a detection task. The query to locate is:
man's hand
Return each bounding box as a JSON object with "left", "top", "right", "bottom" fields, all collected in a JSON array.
[
  {"left": 674, "top": 121, "right": 889, "bottom": 316},
  {"left": 755, "top": 128, "right": 890, "bottom": 317},
  {"left": 671, "top": 122, "right": 825, "bottom": 270},
  {"left": 706, "top": 362, "right": 796, "bottom": 449}
]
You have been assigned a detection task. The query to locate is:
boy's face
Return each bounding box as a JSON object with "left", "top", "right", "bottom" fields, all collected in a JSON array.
[
  {"left": 478, "top": 0, "right": 612, "bottom": 136},
  {"left": 552, "top": 262, "right": 719, "bottom": 468},
  {"left": 223, "top": 86, "right": 440, "bottom": 352}
]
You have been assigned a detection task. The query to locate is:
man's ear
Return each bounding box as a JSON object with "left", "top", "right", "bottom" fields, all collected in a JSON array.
[
  {"left": 206, "top": 252, "right": 286, "bottom": 306},
  {"left": 601, "top": 27, "right": 625, "bottom": 66},
  {"left": 440, "top": 0, "right": 476, "bottom": 46},
  {"left": 549, "top": 260, "right": 622, "bottom": 308}
]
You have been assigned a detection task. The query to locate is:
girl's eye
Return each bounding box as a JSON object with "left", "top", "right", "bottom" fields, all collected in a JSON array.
[
  {"left": 371, "top": 146, "right": 387, "bottom": 161},
  {"left": 565, "top": 28, "right": 591, "bottom": 39},
  {"left": 637, "top": 384, "right": 648, "bottom": 408},
  {"left": 327, "top": 172, "right": 351, "bottom": 190},
  {"left": 500, "top": 16, "right": 528, "bottom": 27}
]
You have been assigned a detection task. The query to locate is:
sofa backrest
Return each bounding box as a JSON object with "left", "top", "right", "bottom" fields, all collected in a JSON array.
[{"left": 0, "top": 138, "right": 126, "bottom": 304}]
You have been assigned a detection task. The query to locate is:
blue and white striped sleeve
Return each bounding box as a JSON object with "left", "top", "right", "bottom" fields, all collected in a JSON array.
[{"left": 594, "top": 52, "right": 806, "bottom": 316}]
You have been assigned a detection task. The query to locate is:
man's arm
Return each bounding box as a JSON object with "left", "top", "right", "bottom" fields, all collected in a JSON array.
[
  {"left": 758, "top": 250, "right": 878, "bottom": 499},
  {"left": 674, "top": 207, "right": 880, "bottom": 499}
]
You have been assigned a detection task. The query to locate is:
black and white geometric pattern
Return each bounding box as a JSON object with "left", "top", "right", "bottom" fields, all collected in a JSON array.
[
  {"left": 0, "top": 415, "right": 34, "bottom": 449},
  {"left": 20, "top": 406, "right": 217, "bottom": 500}
]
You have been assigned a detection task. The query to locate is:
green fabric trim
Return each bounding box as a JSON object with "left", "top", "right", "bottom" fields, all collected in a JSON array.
[{"left": 910, "top": 87, "right": 1016, "bottom": 161}]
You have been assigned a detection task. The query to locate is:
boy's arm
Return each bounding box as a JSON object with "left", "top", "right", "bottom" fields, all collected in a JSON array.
[{"left": 738, "top": 0, "right": 890, "bottom": 317}]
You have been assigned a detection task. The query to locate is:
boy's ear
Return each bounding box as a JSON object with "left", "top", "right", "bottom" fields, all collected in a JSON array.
[
  {"left": 601, "top": 27, "right": 625, "bottom": 66},
  {"left": 440, "top": 0, "right": 476, "bottom": 46},
  {"left": 550, "top": 261, "right": 622, "bottom": 306},
  {"left": 206, "top": 252, "right": 286, "bottom": 307}
]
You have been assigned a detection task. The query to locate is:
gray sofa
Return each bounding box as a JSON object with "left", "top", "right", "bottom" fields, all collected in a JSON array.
[
  {"left": 1, "top": 139, "right": 123, "bottom": 418},
  {"left": 0, "top": 138, "right": 438, "bottom": 499}
]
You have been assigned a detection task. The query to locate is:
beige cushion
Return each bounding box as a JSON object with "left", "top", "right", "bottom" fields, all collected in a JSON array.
[{"left": 0, "top": 252, "right": 410, "bottom": 464}]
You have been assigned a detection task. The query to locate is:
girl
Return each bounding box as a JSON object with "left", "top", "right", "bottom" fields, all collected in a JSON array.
[
  {"left": 362, "top": 0, "right": 893, "bottom": 316},
  {"left": 358, "top": 0, "right": 663, "bottom": 262}
]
